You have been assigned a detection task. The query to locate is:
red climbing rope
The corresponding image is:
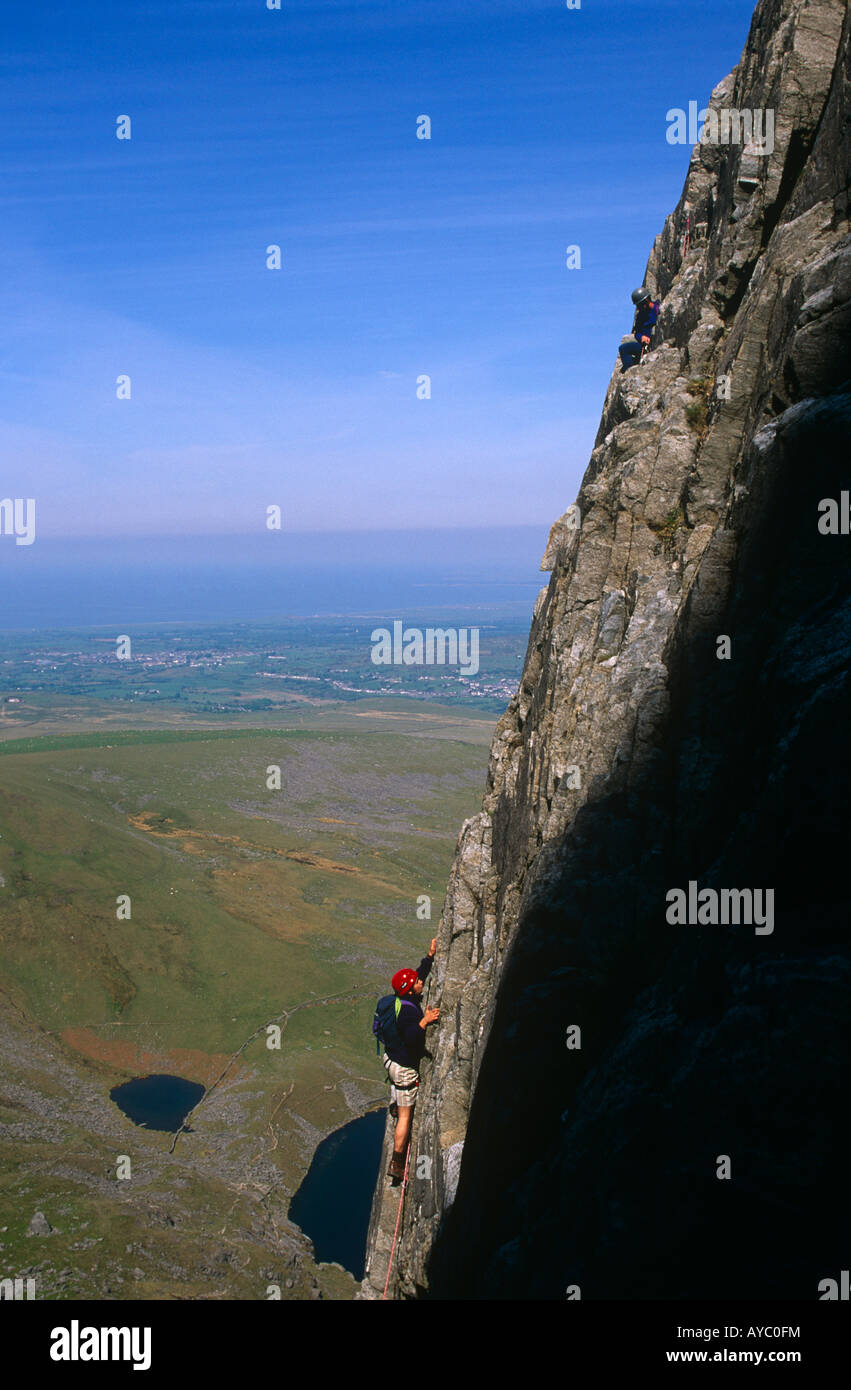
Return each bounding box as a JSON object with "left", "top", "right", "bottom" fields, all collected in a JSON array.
[{"left": 381, "top": 1144, "right": 411, "bottom": 1300}]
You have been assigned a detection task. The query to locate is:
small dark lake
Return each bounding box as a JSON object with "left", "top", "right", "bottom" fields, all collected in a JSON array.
[
  {"left": 110, "top": 1074, "right": 205, "bottom": 1131},
  {"left": 289, "top": 1108, "right": 386, "bottom": 1279}
]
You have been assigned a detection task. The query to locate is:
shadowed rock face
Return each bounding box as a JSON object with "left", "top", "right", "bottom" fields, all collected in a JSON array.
[{"left": 361, "top": 0, "right": 850, "bottom": 1301}]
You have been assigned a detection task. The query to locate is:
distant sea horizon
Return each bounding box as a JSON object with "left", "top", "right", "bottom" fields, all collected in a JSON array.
[{"left": 0, "top": 526, "right": 549, "bottom": 633}]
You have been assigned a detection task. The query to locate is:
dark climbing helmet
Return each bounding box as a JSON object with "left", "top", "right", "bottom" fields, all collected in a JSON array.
[
  {"left": 631, "top": 286, "right": 652, "bottom": 305},
  {"left": 392, "top": 968, "right": 419, "bottom": 997}
]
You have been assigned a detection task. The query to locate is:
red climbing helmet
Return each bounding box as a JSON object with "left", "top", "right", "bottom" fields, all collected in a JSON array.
[{"left": 392, "top": 968, "right": 418, "bottom": 997}]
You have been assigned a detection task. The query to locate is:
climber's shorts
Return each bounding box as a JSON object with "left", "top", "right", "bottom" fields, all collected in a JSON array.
[{"left": 383, "top": 1055, "right": 419, "bottom": 1108}]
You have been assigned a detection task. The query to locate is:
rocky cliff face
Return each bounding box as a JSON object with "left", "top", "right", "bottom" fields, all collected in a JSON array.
[{"left": 362, "top": 0, "right": 850, "bottom": 1300}]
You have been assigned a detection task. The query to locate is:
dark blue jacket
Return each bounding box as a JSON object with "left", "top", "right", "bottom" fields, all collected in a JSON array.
[
  {"left": 633, "top": 299, "right": 660, "bottom": 341},
  {"left": 386, "top": 955, "right": 434, "bottom": 1068}
]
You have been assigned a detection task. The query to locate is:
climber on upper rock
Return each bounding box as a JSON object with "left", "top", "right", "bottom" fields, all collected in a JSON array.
[{"left": 619, "top": 287, "right": 661, "bottom": 373}]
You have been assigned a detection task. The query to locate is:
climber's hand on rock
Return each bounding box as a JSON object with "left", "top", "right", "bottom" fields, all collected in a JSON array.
[
  {"left": 428, "top": 937, "right": 437, "bottom": 957},
  {"left": 423, "top": 1007, "right": 440, "bottom": 1025},
  {"left": 641, "top": 335, "right": 650, "bottom": 345}
]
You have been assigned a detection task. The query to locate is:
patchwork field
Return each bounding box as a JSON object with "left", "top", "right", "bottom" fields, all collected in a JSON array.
[{"left": 0, "top": 703, "right": 494, "bottom": 1298}]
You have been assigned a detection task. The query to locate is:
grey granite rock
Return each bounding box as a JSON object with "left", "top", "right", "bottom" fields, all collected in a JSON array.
[{"left": 361, "top": 0, "right": 850, "bottom": 1300}]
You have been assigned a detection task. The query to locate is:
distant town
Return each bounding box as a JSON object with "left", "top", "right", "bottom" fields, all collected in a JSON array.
[{"left": 0, "top": 614, "right": 528, "bottom": 725}]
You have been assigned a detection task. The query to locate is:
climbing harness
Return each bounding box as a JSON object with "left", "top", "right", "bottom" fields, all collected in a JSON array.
[{"left": 381, "top": 1142, "right": 412, "bottom": 1300}]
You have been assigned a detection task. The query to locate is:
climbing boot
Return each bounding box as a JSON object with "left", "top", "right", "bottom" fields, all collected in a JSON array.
[{"left": 388, "top": 1154, "right": 406, "bottom": 1180}]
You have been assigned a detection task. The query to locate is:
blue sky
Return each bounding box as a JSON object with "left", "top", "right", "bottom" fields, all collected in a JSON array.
[{"left": 0, "top": 0, "right": 756, "bottom": 540}]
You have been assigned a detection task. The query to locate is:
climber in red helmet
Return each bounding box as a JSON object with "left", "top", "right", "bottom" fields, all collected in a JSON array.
[{"left": 373, "top": 938, "right": 440, "bottom": 1180}]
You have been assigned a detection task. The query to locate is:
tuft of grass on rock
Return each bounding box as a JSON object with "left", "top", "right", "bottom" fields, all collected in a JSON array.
[
  {"left": 654, "top": 505, "right": 686, "bottom": 542},
  {"left": 648, "top": 504, "right": 688, "bottom": 557},
  {"left": 685, "top": 399, "right": 708, "bottom": 432},
  {"left": 685, "top": 378, "right": 711, "bottom": 436}
]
